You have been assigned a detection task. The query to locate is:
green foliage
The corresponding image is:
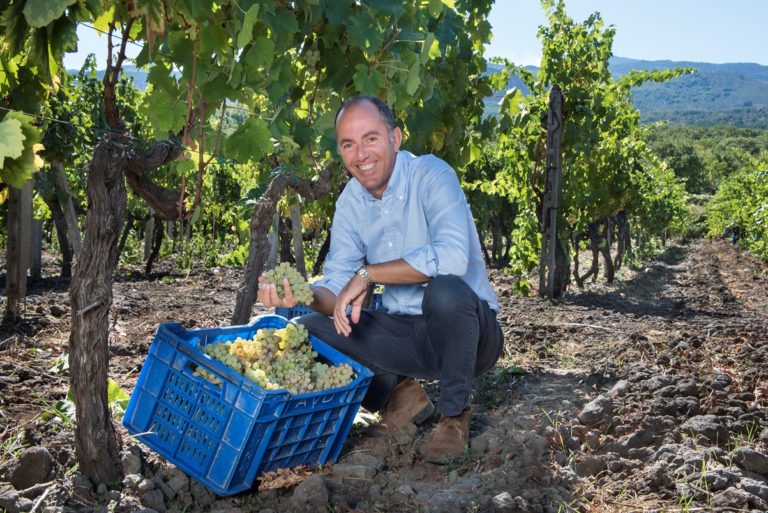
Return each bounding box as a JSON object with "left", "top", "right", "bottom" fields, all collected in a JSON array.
[
  {"left": 647, "top": 124, "right": 768, "bottom": 194},
  {"left": 469, "top": 0, "right": 688, "bottom": 290},
  {"left": 0, "top": 110, "right": 44, "bottom": 187},
  {"left": 707, "top": 154, "right": 768, "bottom": 261}
]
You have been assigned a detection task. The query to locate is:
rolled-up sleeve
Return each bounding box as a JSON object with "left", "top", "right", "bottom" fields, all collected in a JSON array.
[{"left": 403, "top": 163, "right": 470, "bottom": 277}]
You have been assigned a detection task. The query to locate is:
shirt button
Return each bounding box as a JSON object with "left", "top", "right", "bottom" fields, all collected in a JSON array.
[{"left": 388, "top": 242, "right": 393, "bottom": 247}]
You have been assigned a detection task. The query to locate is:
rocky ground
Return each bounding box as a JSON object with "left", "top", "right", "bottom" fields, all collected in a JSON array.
[{"left": 0, "top": 238, "right": 767, "bottom": 513}]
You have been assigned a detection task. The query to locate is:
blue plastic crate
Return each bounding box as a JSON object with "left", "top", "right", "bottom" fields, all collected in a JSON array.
[
  {"left": 122, "top": 315, "right": 372, "bottom": 496},
  {"left": 275, "top": 292, "right": 383, "bottom": 319}
]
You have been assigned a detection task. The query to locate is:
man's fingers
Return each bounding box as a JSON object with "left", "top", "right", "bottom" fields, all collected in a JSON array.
[
  {"left": 282, "top": 277, "right": 294, "bottom": 302},
  {"left": 350, "top": 304, "right": 362, "bottom": 324}
]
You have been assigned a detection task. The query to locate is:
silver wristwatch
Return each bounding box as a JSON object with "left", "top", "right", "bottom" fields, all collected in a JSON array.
[{"left": 355, "top": 264, "right": 373, "bottom": 285}]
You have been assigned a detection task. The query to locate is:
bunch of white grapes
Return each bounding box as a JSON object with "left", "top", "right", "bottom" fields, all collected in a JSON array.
[
  {"left": 263, "top": 263, "right": 314, "bottom": 305},
  {"left": 194, "top": 322, "right": 355, "bottom": 394},
  {"left": 305, "top": 48, "right": 321, "bottom": 72}
]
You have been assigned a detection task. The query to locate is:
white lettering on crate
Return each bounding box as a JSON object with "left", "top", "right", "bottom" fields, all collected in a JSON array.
[{"left": 292, "top": 393, "right": 336, "bottom": 410}]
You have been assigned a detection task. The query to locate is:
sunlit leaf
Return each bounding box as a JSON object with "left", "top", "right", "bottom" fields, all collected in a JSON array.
[{"left": 0, "top": 117, "right": 25, "bottom": 168}]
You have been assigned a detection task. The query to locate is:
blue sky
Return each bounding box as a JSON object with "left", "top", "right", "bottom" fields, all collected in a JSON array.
[
  {"left": 486, "top": 0, "right": 768, "bottom": 66},
  {"left": 64, "top": 1, "right": 768, "bottom": 70}
]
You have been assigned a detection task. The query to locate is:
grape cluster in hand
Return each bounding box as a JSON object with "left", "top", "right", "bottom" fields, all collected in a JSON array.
[
  {"left": 263, "top": 263, "right": 314, "bottom": 305},
  {"left": 193, "top": 322, "right": 355, "bottom": 394}
]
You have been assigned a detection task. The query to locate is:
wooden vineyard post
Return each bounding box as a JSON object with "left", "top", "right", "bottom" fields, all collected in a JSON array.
[
  {"left": 538, "top": 85, "right": 564, "bottom": 298},
  {"left": 290, "top": 202, "right": 306, "bottom": 278},
  {"left": 31, "top": 219, "right": 43, "bottom": 281},
  {"left": 4, "top": 181, "right": 33, "bottom": 322}
]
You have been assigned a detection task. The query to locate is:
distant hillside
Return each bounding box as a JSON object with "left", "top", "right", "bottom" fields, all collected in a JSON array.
[
  {"left": 79, "top": 59, "right": 768, "bottom": 129},
  {"left": 68, "top": 65, "right": 149, "bottom": 90},
  {"left": 485, "top": 57, "right": 768, "bottom": 129}
]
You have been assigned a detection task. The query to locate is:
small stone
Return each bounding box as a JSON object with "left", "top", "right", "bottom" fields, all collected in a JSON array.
[
  {"left": 166, "top": 473, "right": 189, "bottom": 493},
  {"left": 96, "top": 483, "right": 109, "bottom": 495},
  {"left": 190, "top": 481, "right": 214, "bottom": 508},
  {"left": 395, "top": 484, "right": 415, "bottom": 496},
  {"left": 731, "top": 446, "right": 768, "bottom": 476},
  {"left": 122, "top": 452, "right": 142, "bottom": 475},
  {"left": 710, "top": 487, "right": 755, "bottom": 511},
  {"left": 103, "top": 490, "right": 121, "bottom": 502},
  {"left": 140, "top": 489, "right": 166, "bottom": 513},
  {"left": 490, "top": 491, "right": 526, "bottom": 513},
  {"left": 680, "top": 415, "right": 729, "bottom": 445},
  {"left": 574, "top": 456, "right": 606, "bottom": 477},
  {"left": 290, "top": 474, "right": 328, "bottom": 512},
  {"left": 9, "top": 447, "right": 55, "bottom": 490},
  {"left": 368, "top": 484, "right": 383, "bottom": 499},
  {"left": 71, "top": 474, "right": 93, "bottom": 497},
  {"left": 123, "top": 473, "right": 143, "bottom": 489},
  {"left": 578, "top": 395, "right": 613, "bottom": 426},
  {"left": 137, "top": 478, "right": 156, "bottom": 493},
  {"left": 151, "top": 475, "right": 176, "bottom": 500},
  {"left": 332, "top": 464, "right": 376, "bottom": 480},
  {"left": 340, "top": 452, "right": 384, "bottom": 470},
  {"left": 49, "top": 305, "right": 68, "bottom": 317},
  {"left": 739, "top": 477, "right": 768, "bottom": 501}
]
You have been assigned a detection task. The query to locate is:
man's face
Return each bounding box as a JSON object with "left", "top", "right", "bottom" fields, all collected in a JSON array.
[{"left": 336, "top": 100, "right": 402, "bottom": 199}]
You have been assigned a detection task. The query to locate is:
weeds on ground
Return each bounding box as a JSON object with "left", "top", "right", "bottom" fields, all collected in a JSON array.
[
  {"left": 474, "top": 364, "right": 526, "bottom": 409},
  {"left": 441, "top": 445, "right": 482, "bottom": 475}
]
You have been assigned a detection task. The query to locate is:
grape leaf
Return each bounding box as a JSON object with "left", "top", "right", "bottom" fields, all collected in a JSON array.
[
  {"left": 237, "top": 4, "right": 260, "bottom": 49},
  {"left": 23, "top": 0, "right": 77, "bottom": 28},
  {"left": 0, "top": 117, "right": 25, "bottom": 168},
  {"left": 224, "top": 117, "right": 273, "bottom": 163},
  {"left": 243, "top": 36, "right": 275, "bottom": 70},
  {"left": 353, "top": 63, "right": 385, "bottom": 95},
  {"left": 406, "top": 61, "right": 421, "bottom": 95},
  {"left": 0, "top": 112, "right": 44, "bottom": 188},
  {"left": 92, "top": 5, "right": 115, "bottom": 33}
]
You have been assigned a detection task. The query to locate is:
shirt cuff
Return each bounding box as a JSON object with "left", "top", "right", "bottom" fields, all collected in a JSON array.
[{"left": 310, "top": 276, "right": 345, "bottom": 297}]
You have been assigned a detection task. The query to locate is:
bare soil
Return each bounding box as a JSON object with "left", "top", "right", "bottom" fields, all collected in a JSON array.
[{"left": 1, "top": 238, "right": 767, "bottom": 513}]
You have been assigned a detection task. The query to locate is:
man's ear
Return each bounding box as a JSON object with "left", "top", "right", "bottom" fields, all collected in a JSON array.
[{"left": 392, "top": 126, "right": 403, "bottom": 150}]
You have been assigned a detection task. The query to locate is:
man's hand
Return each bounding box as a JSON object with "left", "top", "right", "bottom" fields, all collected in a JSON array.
[
  {"left": 258, "top": 275, "right": 298, "bottom": 308},
  {"left": 333, "top": 274, "right": 369, "bottom": 336}
]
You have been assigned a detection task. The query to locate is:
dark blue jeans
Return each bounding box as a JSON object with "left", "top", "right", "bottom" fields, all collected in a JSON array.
[{"left": 298, "top": 275, "right": 504, "bottom": 416}]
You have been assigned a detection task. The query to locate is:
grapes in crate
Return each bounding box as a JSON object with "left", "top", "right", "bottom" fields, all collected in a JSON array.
[
  {"left": 193, "top": 322, "right": 354, "bottom": 394},
  {"left": 263, "top": 263, "right": 314, "bottom": 305}
]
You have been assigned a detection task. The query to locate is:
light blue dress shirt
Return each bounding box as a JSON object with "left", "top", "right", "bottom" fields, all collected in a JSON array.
[{"left": 312, "top": 150, "right": 499, "bottom": 314}]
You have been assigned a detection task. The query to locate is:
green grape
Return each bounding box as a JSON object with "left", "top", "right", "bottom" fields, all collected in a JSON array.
[
  {"left": 195, "top": 322, "right": 355, "bottom": 394},
  {"left": 263, "top": 262, "right": 314, "bottom": 305}
]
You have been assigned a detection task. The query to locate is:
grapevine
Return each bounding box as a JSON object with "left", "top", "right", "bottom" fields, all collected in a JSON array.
[
  {"left": 193, "top": 322, "right": 355, "bottom": 394},
  {"left": 263, "top": 263, "right": 314, "bottom": 305}
]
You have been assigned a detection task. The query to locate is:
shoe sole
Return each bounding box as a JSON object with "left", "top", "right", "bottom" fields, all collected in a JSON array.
[{"left": 411, "top": 399, "right": 435, "bottom": 425}]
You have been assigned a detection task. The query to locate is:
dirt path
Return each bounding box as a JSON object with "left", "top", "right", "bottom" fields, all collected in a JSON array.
[{"left": 1, "top": 239, "right": 766, "bottom": 513}]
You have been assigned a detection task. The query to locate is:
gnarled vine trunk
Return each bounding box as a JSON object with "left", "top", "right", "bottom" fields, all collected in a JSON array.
[
  {"left": 68, "top": 140, "right": 126, "bottom": 483},
  {"left": 68, "top": 138, "right": 183, "bottom": 485}
]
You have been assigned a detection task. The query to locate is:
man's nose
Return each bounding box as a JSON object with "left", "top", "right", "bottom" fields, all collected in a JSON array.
[{"left": 356, "top": 144, "right": 369, "bottom": 160}]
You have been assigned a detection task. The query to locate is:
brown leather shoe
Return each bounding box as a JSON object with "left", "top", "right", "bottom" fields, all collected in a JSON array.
[
  {"left": 370, "top": 378, "right": 435, "bottom": 437},
  {"left": 425, "top": 408, "right": 472, "bottom": 464}
]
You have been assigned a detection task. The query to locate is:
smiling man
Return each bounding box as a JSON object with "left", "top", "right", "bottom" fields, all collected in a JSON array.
[{"left": 259, "top": 95, "right": 504, "bottom": 463}]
